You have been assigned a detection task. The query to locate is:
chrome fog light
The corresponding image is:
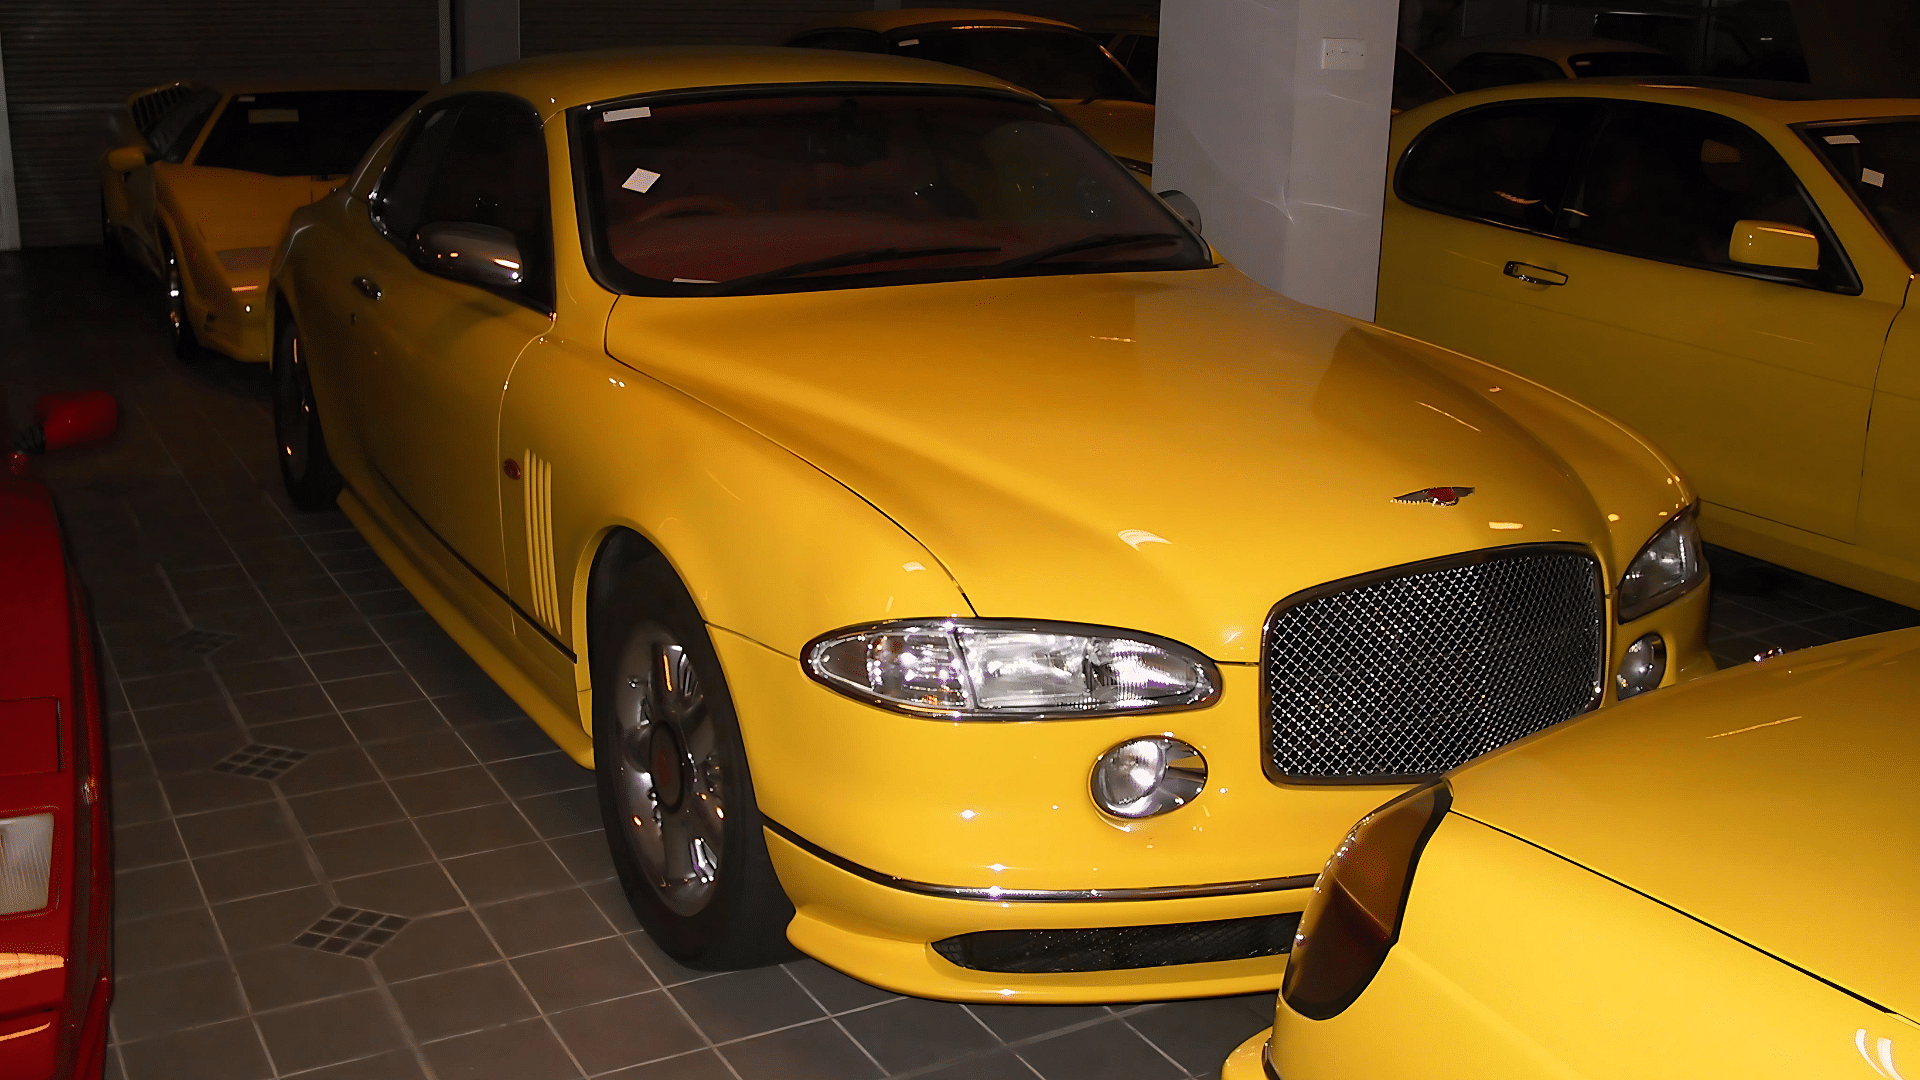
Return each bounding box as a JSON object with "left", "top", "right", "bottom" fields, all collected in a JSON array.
[
  {"left": 1091, "top": 737, "right": 1206, "bottom": 819},
  {"left": 1615, "top": 633, "right": 1667, "bottom": 699}
]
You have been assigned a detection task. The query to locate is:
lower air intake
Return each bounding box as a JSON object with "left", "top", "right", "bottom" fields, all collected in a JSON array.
[{"left": 931, "top": 912, "right": 1302, "bottom": 974}]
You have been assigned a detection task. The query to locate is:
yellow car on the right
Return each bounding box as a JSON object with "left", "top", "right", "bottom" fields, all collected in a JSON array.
[
  {"left": 1375, "top": 80, "right": 1920, "bottom": 608},
  {"left": 1223, "top": 626, "right": 1919, "bottom": 1080}
]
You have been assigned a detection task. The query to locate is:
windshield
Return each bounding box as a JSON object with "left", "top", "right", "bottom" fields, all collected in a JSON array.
[
  {"left": 194, "top": 90, "right": 422, "bottom": 177},
  {"left": 1568, "top": 51, "right": 1686, "bottom": 78},
  {"left": 892, "top": 28, "right": 1147, "bottom": 103},
  {"left": 577, "top": 90, "right": 1208, "bottom": 297},
  {"left": 1805, "top": 120, "right": 1920, "bottom": 269}
]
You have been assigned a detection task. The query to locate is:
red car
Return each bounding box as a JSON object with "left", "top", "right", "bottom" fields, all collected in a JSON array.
[{"left": 1, "top": 393, "right": 117, "bottom": 1080}]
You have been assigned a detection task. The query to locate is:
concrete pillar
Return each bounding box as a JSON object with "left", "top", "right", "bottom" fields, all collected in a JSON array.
[
  {"left": 1152, "top": 0, "right": 1401, "bottom": 321},
  {"left": 444, "top": 0, "right": 520, "bottom": 80}
]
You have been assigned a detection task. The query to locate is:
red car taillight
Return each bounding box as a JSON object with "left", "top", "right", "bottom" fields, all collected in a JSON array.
[{"left": 1281, "top": 780, "right": 1452, "bottom": 1020}]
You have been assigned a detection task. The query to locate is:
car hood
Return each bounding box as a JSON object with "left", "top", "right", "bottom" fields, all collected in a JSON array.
[
  {"left": 1449, "top": 630, "right": 1920, "bottom": 1019},
  {"left": 160, "top": 165, "right": 344, "bottom": 253},
  {"left": 1049, "top": 99, "right": 1156, "bottom": 165},
  {"left": 604, "top": 267, "right": 1684, "bottom": 664}
]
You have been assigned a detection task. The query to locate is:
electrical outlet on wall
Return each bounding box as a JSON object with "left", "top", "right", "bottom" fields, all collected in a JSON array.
[{"left": 1320, "top": 38, "right": 1366, "bottom": 70}]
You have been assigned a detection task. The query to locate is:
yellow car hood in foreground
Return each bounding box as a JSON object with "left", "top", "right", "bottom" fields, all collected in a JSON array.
[
  {"left": 1450, "top": 630, "right": 1920, "bottom": 1019},
  {"left": 605, "top": 268, "right": 1685, "bottom": 665}
]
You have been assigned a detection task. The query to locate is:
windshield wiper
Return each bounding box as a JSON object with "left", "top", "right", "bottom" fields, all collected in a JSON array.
[
  {"left": 984, "top": 232, "right": 1186, "bottom": 275},
  {"left": 713, "top": 245, "right": 1001, "bottom": 294}
]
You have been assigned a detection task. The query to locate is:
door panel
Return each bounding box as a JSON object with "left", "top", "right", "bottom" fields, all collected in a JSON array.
[{"left": 1859, "top": 287, "right": 1920, "bottom": 563}]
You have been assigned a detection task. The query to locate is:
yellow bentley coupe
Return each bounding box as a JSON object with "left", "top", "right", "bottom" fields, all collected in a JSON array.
[
  {"left": 268, "top": 47, "right": 1712, "bottom": 1001},
  {"left": 1224, "top": 627, "right": 1919, "bottom": 1080},
  {"left": 782, "top": 9, "right": 1156, "bottom": 171},
  {"left": 1377, "top": 80, "right": 1920, "bottom": 610},
  {"left": 100, "top": 81, "right": 420, "bottom": 362}
]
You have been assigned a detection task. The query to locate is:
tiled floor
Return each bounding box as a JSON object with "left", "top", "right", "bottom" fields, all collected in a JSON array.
[{"left": 5, "top": 247, "right": 1916, "bottom": 1080}]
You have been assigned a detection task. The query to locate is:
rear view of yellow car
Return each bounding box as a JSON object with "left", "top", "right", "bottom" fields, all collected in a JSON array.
[
  {"left": 1224, "top": 626, "right": 1920, "bottom": 1080},
  {"left": 268, "top": 46, "right": 1712, "bottom": 1002},
  {"left": 1377, "top": 81, "right": 1920, "bottom": 609},
  {"left": 100, "top": 82, "right": 420, "bottom": 361},
  {"left": 783, "top": 9, "right": 1156, "bottom": 171}
]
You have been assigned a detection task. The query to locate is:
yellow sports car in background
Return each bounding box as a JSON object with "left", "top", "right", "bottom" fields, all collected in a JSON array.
[
  {"left": 1377, "top": 81, "right": 1920, "bottom": 609},
  {"left": 100, "top": 81, "right": 420, "bottom": 361},
  {"left": 782, "top": 9, "right": 1156, "bottom": 171},
  {"left": 1223, "top": 626, "right": 1920, "bottom": 1080},
  {"left": 268, "top": 46, "right": 1712, "bottom": 1002}
]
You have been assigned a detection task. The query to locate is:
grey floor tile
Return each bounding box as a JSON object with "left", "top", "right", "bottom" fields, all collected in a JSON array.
[
  {"left": 420, "top": 1017, "right": 582, "bottom": 1080},
  {"left": 373, "top": 909, "right": 503, "bottom": 982},
  {"left": 783, "top": 960, "right": 897, "bottom": 1014},
  {"left": 488, "top": 753, "right": 592, "bottom": 799},
  {"left": 344, "top": 699, "right": 455, "bottom": 743},
  {"left": 117, "top": 1018, "right": 273, "bottom": 1080},
  {"left": 548, "top": 831, "right": 618, "bottom": 884},
  {"left": 157, "top": 770, "right": 277, "bottom": 815},
  {"left": 1016, "top": 1021, "right": 1183, "bottom": 1080},
  {"left": 333, "top": 862, "right": 466, "bottom": 918},
  {"left": 517, "top": 787, "right": 601, "bottom": 839},
  {"left": 112, "top": 958, "right": 248, "bottom": 1039},
  {"left": 547, "top": 990, "right": 705, "bottom": 1074},
  {"left": 309, "top": 819, "right": 435, "bottom": 879},
  {"left": 114, "top": 861, "right": 206, "bottom": 919},
  {"left": 255, "top": 989, "right": 410, "bottom": 1074},
  {"left": 595, "top": 1049, "right": 737, "bottom": 1080},
  {"left": 289, "top": 621, "right": 383, "bottom": 653},
  {"left": 110, "top": 777, "right": 170, "bottom": 825},
  {"left": 289, "top": 781, "right": 409, "bottom": 836},
  {"left": 135, "top": 700, "right": 240, "bottom": 741},
  {"left": 113, "top": 819, "right": 188, "bottom": 870},
  {"left": 1126, "top": 998, "right": 1274, "bottom": 1075},
  {"left": 234, "top": 942, "right": 379, "bottom": 1010},
  {"left": 284, "top": 1048, "right": 430, "bottom": 1080},
  {"left": 966, "top": 1004, "right": 1114, "bottom": 1045},
  {"left": 193, "top": 841, "right": 317, "bottom": 903},
  {"left": 213, "top": 657, "right": 315, "bottom": 696},
  {"left": 145, "top": 729, "right": 249, "bottom": 775},
  {"left": 307, "top": 645, "right": 405, "bottom": 682},
  {"left": 916, "top": 1052, "right": 1045, "bottom": 1080},
  {"left": 230, "top": 683, "right": 334, "bottom": 725},
  {"left": 672, "top": 967, "right": 826, "bottom": 1044},
  {"left": 274, "top": 744, "right": 381, "bottom": 795},
  {"left": 719, "top": 1018, "right": 884, "bottom": 1080},
  {"left": 391, "top": 765, "right": 509, "bottom": 816},
  {"left": 837, "top": 997, "right": 1000, "bottom": 1073},
  {"left": 212, "top": 885, "right": 338, "bottom": 955},
  {"left": 415, "top": 802, "right": 541, "bottom": 859},
  {"left": 175, "top": 803, "right": 298, "bottom": 858},
  {"left": 364, "top": 729, "right": 479, "bottom": 779},
  {"left": 121, "top": 669, "right": 223, "bottom": 710},
  {"left": 442, "top": 842, "right": 576, "bottom": 905},
  {"left": 391, "top": 961, "right": 539, "bottom": 1042},
  {"left": 326, "top": 671, "right": 425, "bottom": 712},
  {"left": 248, "top": 714, "right": 361, "bottom": 751},
  {"left": 459, "top": 718, "right": 559, "bottom": 762},
  {"left": 510, "top": 938, "right": 659, "bottom": 1013},
  {"left": 476, "top": 887, "right": 616, "bottom": 957},
  {"left": 114, "top": 907, "right": 228, "bottom": 976}
]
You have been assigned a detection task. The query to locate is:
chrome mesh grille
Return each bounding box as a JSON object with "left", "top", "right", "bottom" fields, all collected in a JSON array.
[{"left": 1263, "top": 547, "right": 1604, "bottom": 782}]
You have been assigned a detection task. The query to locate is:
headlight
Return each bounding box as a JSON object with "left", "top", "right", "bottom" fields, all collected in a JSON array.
[
  {"left": 1616, "top": 504, "right": 1705, "bottom": 622},
  {"left": 1281, "top": 782, "right": 1451, "bottom": 1020},
  {"left": 804, "top": 619, "right": 1221, "bottom": 719},
  {"left": 0, "top": 814, "right": 55, "bottom": 917}
]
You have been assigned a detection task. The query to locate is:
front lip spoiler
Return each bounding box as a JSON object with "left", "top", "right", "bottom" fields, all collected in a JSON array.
[{"left": 764, "top": 817, "right": 1318, "bottom": 902}]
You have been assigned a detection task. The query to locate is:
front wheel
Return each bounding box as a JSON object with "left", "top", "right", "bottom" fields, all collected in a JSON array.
[
  {"left": 271, "top": 316, "right": 342, "bottom": 510},
  {"left": 593, "top": 557, "right": 798, "bottom": 970}
]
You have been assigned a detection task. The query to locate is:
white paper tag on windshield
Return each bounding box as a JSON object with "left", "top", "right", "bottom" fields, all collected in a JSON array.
[
  {"left": 1863, "top": 168, "right": 1886, "bottom": 187},
  {"left": 896, "top": 37, "right": 919, "bottom": 46},
  {"left": 1825, "top": 134, "right": 1861, "bottom": 145},
  {"left": 622, "top": 168, "right": 662, "bottom": 193},
  {"left": 604, "top": 107, "right": 651, "bottom": 122}
]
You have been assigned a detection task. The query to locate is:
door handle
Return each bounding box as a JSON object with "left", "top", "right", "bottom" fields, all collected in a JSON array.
[
  {"left": 1504, "top": 262, "right": 1568, "bottom": 287},
  {"left": 352, "top": 276, "right": 382, "bottom": 300}
]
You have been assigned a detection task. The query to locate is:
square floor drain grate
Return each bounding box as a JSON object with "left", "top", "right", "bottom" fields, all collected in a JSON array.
[
  {"left": 212, "top": 744, "right": 308, "bottom": 780},
  {"left": 294, "top": 907, "right": 411, "bottom": 957},
  {"left": 168, "top": 628, "right": 238, "bottom": 655}
]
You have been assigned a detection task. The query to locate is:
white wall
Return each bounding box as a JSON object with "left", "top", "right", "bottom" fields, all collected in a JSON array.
[
  {"left": 1153, "top": 0, "right": 1401, "bottom": 321},
  {"left": 0, "top": 30, "right": 20, "bottom": 252}
]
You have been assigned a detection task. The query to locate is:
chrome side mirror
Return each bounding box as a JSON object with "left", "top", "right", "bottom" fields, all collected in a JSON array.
[
  {"left": 414, "top": 222, "right": 525, "bottom": 290},
  {"left": 1157, "top": 189, "right": 1203, "bottom": 235}
]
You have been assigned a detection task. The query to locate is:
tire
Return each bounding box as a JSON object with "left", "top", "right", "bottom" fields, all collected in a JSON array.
[
  {"left": 161, "top": 238, "right": 201, "bottom": 360},
  {"left": 592, "top": 556, "right": 799, "bottom": 970},
  {"left": 271, "top": 315, "right": 343, "bottom": 511}
]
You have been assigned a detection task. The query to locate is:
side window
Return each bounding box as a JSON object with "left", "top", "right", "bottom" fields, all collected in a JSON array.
[
  {"left": 148, "top": 88, "right": 222, "bottom": 164},
  {"left": 371, "top": 95, "right": 553, "bottom": 306},
  {"left": 1443, "top": 52, "right": 1567, "bottom": 92},
  {"left": 1562, "top": 103, "right": 1854, "bottom": 291},
  {"left": 1397, "top": 102, "right": 1597, "bottom": 234},
  {"left": 787, "top": 29, "right": 884, "bottom": 52}
]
